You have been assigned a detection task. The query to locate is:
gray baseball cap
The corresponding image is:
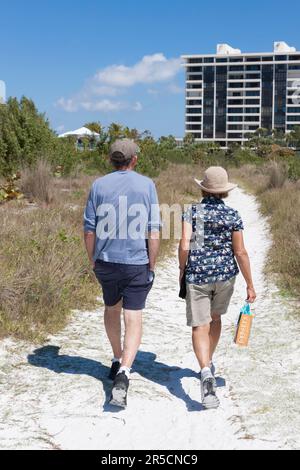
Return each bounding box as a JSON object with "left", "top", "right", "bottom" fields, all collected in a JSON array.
[{"left": 109, "top": 139, "right": 139, "bottom": 164}]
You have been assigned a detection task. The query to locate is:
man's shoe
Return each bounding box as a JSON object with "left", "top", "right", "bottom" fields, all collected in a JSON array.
[
  {"left": 201, "top": 371, "right": 220, "bottom": 410},
  {"left": 108, "top": 361, "right": 121, "bottom": 381},
  {"left": 109, "top": 372, "right": 129, "bottom": 409}
]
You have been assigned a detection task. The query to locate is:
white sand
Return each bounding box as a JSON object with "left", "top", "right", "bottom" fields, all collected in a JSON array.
[{"left": 0, "top": 188, "right": 299, "bottom": 450}]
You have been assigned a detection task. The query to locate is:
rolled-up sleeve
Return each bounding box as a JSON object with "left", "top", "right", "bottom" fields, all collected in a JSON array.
[
  {"left": 233, "top": 210, "right": 244, "bottom": 232},
  {"left": 148, "top": 182, "right": 161, "bottom": 232},
  {"left": 182, "top": 205, "right": 193, "bottom": 225},
  {"left": 84, "top": 185, "right": 97, "bottom": 233}
]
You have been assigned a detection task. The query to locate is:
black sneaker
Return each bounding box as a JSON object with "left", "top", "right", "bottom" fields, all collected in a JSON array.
[
  {"left": 108, "top": 361, "right": 121, "bottom": 381},
  {"left": 109, "top": 372, "right": 129, "bottom": 409}
]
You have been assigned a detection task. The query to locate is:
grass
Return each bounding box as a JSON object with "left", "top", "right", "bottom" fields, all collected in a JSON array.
[{"left": 231, "top": 162, "right": 300, "bottom": 298}]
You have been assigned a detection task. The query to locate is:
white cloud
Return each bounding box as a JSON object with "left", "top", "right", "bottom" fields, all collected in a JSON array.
[
  {"left": 56, "top": 97, "right": 125, "bottom": 113},
  {"left": 55, "top": 53, "right": 182, "bottom": 113},
  {"left": 95, "top": 53, "right": 181, "bottom": 88}
]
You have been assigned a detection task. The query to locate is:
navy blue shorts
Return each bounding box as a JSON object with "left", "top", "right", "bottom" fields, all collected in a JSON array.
[{"left": 94, "top": 261, "right": 154, "bottom": 311}]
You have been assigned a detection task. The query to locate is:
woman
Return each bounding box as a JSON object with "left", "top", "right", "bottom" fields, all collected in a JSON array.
[{"left": 178, "top": 166, "right": 256, "bottom": 410}]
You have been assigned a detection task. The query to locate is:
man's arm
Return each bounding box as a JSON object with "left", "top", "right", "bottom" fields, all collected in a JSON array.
[
  {"left": 84, "top": 185, "right": 97, "bottom": 267},
  {"left": 148, "top": 231, "right": 160, "bottom": 272},
  {"left": 84, "top": 232, "right": 96, "bottom": 268}
]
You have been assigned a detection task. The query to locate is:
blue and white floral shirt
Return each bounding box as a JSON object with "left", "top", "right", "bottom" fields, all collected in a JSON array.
[{"left": 183, "top": 196, "right": 244, "bottom": 285}]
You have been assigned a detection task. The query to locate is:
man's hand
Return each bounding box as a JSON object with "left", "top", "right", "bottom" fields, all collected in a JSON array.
[
  {"left": 246, "top": 286, "right": 257, "bottom": 304},
  {"left": 90, "top": 259, "right": 95, "bottom": 270}
]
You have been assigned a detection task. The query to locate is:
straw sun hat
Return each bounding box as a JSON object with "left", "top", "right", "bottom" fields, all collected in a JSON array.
[{"left": 194, "top": 167, "right": 237, "bottom": 194}]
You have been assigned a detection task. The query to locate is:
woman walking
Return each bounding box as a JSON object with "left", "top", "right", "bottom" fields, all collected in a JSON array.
[{"left": 178, "top": 167, "right": 256, "bottom": 410}]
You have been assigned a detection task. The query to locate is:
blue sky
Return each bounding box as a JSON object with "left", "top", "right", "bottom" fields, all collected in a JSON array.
[{"left": 1, "top": 0, "right": 300, "bottom": 137}]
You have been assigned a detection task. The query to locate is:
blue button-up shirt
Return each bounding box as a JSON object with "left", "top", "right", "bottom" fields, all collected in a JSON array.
[{"left": 183, "top": 196, "right": 244, "bottom": 285}]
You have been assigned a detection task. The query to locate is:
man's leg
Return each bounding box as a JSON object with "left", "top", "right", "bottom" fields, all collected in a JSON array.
[
  {"left": 192, "top": 324, "right": 211, "bottom": 370},
  {"left": 209, "top": 314, "right": 222, "bottom": 362},
  {"left": 104, "top": 301, "right": 123, "bottom": 360},
  {"left": 121, "top": 309, "right": 143, "bottom": 369},
  {"left": 109, "top": 309, "right": 142, "bottom": 408}
]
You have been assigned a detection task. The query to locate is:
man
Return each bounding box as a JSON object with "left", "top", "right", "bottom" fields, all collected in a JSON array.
[
  {"left": 84, "top": 139, "right": 161, "bottom": 408},
  {"left": 179, "top": 167, "right": 256, "bottom": 409}
]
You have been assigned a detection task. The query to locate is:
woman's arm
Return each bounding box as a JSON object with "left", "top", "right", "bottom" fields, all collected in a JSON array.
[
  {"left": 232, "top": 231, "right": 257, "bottom": 303},
  {"left": 178, "top": 221, "right": 193, "bottom": 283}
]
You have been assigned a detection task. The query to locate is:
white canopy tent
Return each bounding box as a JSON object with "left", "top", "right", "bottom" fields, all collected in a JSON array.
[{"left": 58, "top": 127, "right": 100, "bottom": 139}]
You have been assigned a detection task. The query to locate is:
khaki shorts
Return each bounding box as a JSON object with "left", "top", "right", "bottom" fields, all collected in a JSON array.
[{"left": 186, "top": 277, "right": 236, "bottom": 327}]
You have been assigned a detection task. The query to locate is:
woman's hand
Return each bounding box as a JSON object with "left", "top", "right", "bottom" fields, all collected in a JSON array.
[
  {"left": 246, "top": 286, "right": 257, "bottom": 303},
  {"left": 179, "top": 269, "right": 185, "bottom": 285}
]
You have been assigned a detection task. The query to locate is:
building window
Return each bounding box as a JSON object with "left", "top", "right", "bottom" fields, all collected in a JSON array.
[
  {"left": 185, "top": 116, "right": 202, "bottom": 122},
  {"left": 229, "top": 66, "right": 244, "bottom": 71},
  {"left": 187, "top": 74, "right": 203, "bottom": 81},
  {"left": 186, "top": 108, "right": 202, "bottom": 114},
  {"left": 245, "top": 99, "right": 260, "bottom": 105},
  {"left": 287, "top": 115, "right": 300, "bottom": 122},
  {"left": 203, "top": 66, "right": 215, "bottom": 138},
  {"left": 228, "top": 108, "right": 243, "bottom": 113},
  {"left": 228, "top": 116, "right": 243, "bottom": 122},
  {"left": 274, "top": 64, "right": 287, "bottom": 130},
  {"left": 187, "top": 67, "right": 203, "bottom": 73},
  {"left": 246, "top": 90, "right": 260, "bottom": 96},
  {"left": 261, "top": 65, "right": 273, "bottom": 130},
  {"left": 246, "top": 57, "right": 261, "bottom": 62},
  {"left": 227, "top": 133, "right": 243, "bottom": 138},
  {"left": 186, "top": 124, "right": 202, "bottom": 131},
  {"left": 215, "top": 66, "right": 227, "bottom": 138},
  {"left": 187, "top": 83, "right": 203, "bottom": 89},
  {"left": 188, "top": 58, "right": 203, "bottom": 64},
  {"left": 228, "top": 99, "right": 244, "bottom": 105},
  {"left": 228, "top": 124, "right": 243, "bottom": 130},
  {"left": 246, "top": 65, "right": 261, "bottom": 71},
  {"left": 245, "top": 107, "right": 260, "bottom": 114}
]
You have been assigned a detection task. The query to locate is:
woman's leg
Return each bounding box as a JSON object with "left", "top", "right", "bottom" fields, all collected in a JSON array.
[
  {"left": 192, "top": 324, "right": 211, "bottom": 369},
  {"left": 209, "top": 314, "right": 222, "bottom": 361}
]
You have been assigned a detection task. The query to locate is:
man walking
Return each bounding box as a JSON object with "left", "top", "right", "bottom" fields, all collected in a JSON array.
[{"left": 84, "top": 139, "right": 161, "bottom": 408}]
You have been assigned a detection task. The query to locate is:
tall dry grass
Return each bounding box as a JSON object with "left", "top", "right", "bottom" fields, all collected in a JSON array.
[
  {"left": 20, "top": 159, "right": 55, "bottom": 205},
  {"left": 231, "top": 162, "right": 300, "bottom": 297}
]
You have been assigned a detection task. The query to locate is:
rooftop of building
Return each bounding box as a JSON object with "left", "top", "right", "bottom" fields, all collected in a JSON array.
[{"left": 182, "top": 42, "right": 300, "bottom": 59}]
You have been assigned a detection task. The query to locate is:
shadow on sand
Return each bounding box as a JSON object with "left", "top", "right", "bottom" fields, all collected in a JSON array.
[{"left": 28, "top": 346, "right": 225, "bottom": 413}]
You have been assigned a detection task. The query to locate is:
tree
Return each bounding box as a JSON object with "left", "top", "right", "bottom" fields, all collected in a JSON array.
[{"left": 84, "top": 122, "right": 102, "bottom": 134}]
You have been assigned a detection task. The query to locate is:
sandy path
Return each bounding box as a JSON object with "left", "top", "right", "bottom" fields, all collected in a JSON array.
[{"left": 0, "top": 188, "right": 299, "bottom": 450}]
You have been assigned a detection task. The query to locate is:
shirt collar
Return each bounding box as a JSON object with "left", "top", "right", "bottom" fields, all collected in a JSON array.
[{"left": 202, "top": 196, "right": 225, "bottom": 205}]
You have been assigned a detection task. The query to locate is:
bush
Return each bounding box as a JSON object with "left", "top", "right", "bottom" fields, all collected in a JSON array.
[
  {"left": 267, "top": 161, "right": 288, "bottom": 189},
  {"left": 21, "top": 159, "right": 55, "bottom": 205}
]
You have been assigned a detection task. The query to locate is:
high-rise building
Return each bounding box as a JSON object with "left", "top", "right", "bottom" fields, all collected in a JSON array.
[{"left": 182, "top": 42, "right": 300, "bottom": 147}]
